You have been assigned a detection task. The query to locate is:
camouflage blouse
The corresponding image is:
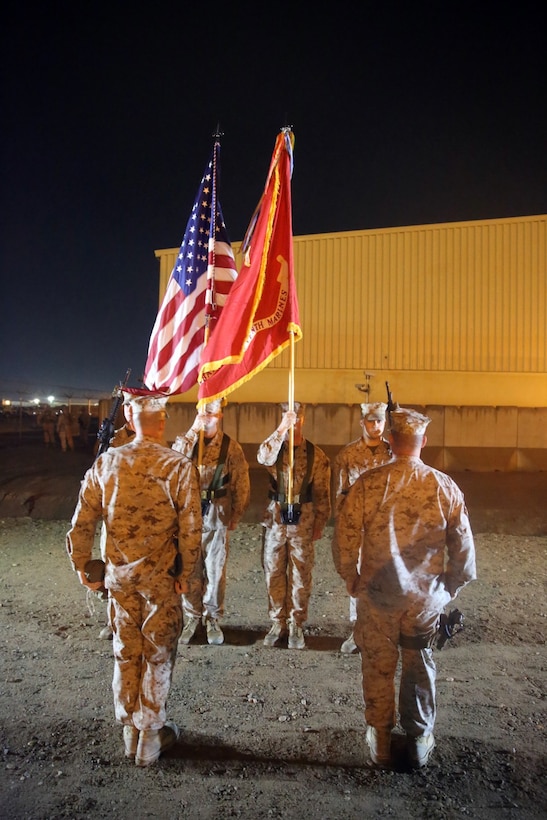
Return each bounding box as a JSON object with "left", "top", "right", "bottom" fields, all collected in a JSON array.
[
  {"left": 67, "top": 436, "right": 202, "bottom": 592},
  {"left": 332, "top": 455, "right": 476, "bottom": 608}
]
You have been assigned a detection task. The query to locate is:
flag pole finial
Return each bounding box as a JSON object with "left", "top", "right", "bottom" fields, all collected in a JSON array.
[{"left": 280, "top": 110, "right": 292, "bottom": 131}]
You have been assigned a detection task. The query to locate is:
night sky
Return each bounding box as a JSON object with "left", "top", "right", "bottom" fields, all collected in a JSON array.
[{"left": 2, "top": 3, "right": 546, "bottom": 401}]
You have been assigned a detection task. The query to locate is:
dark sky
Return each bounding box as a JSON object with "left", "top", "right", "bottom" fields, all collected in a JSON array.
[{"left": 2, "top": 3, "right": 546, "bottom": 400}]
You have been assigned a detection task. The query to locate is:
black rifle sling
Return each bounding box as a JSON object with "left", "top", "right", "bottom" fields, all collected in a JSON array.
[
  {"left": 274, "top": 439, "right": 315, "bottom": 502},
  {"left": 194, "top": 433, "right": 231, "bottom": 492}
]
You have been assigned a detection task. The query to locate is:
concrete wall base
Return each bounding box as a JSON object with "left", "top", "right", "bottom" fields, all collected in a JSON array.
[{"left": 157, "top": 402, "right": 547, "bottom": 473}]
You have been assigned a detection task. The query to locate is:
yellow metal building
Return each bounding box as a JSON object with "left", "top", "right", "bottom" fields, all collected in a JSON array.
[
  {"left": 155, "top": 213, "right": 546, "bottom": 407},
  {"left": 155, "top": 213, "right": 547, "bottom": 470}
]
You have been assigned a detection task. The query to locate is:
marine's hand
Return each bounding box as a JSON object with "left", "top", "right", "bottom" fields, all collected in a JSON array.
[
  {"left": 191, "top": 414, "right": 206, "bottom": 434},
  {"left": 278, "top": 411, "right": 297, "bottom": 435},
  {"left": 76, "top": 570, "right": 104, "bottom": 591},
  {"left": 175, "top": 578, "right": 188, "bottom": 595}
]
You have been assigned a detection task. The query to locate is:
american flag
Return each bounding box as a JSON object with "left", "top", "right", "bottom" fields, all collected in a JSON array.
[{"left": 143, "top": 142, "right": 237, "bottom": 394}]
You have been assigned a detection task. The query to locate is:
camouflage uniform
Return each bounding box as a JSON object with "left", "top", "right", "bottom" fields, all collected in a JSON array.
[
  {"left": 333, "top": 435, "right": 392, "bottom": 622},
  {"left": 333, "top": 455, "right": 476, "bottom": 736},
  {"left": 100, "top": 425, "right": 137, "bottom": 561},
  {"left": 95, "top": 423, "right": 138, "bottom": 641},
  {"left": 258, "top": 432, "right": 331, "bottom": 627},
  {"left": 110, "top": 423, "right": 136, "bottom": 448},
  {"left": 67, "top": 437, "right": 202, "bottom": 731},
  {"left": 40, "top": 408, "right": 56, "bottom": 447},
  {"left": 172, "top": 427, "right": 250, "bottom": 621},
  {"left": 56, "top": 409, "right": 74, "bottom": 451}
]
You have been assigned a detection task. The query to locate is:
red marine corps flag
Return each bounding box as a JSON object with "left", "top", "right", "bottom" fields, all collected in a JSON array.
[
  {"left": 197, "top": 128, "right": 301, "bottom": 407},
  {"left": 143, "top": 139, "right": 237, "bottom": 394}
]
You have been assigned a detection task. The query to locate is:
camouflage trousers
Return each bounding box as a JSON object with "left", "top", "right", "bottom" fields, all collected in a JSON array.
[
  {"left": 109, "top": 580, "right": 183, "bottom": 731},
  {"left": 261, "top": 523, "right": 315, "bottom": 626},
  {"left": 43, "top": 423, "right": 55, "bottom": 446},
  {"left": 354, "top": 595, "right": 439, "bottom": 736},
  {"left": 182, "top": 526, "right": 230, "bottom": 621},
  {"left": 58, "top": 429, "right": 73, "bottom": 452}
]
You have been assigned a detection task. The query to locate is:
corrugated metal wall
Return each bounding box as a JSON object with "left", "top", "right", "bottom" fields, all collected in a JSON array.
[
  {"left": 155, "top": 214, "right": 547, "bottom": 407},
  {"left": 151, "top": 216, "right": 547, "bottom": 468},
  {"left": 231, "top": 215, "right": 546, "bottom": 373}
]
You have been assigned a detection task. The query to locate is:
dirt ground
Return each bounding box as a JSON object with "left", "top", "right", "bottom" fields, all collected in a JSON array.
[{"left": 0, "top": 442, "right": 546, "bottom": 819}]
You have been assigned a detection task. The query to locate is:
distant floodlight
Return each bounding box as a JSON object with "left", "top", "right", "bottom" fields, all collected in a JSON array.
[
  {"left": 47, "top": 395, "right": 55, "bottom": 404},
  {"left": 33, "top": 398, "right": 40, "bottom": 405}
]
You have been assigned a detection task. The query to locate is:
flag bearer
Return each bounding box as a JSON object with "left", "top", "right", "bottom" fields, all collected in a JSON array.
[
  {"left": 172, "top": 399, "right": 250, "bottom": 646},
  {"left": 258, "top": 402, "right": 331, "bottom": 650}
]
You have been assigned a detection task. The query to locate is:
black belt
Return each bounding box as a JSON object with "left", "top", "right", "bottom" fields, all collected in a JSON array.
[
  {"left": 399, "top": 632, "right": 432, "bottom": 650},
  {"left": 201, "top": 488, "right": 228, "bottom": 501}
]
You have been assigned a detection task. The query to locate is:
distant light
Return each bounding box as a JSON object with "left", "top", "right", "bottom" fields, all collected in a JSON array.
[
  {"left": 47, "top": 395, "right": 55, "bottom": 404},
  {"left": 3, "top": 399, "right": 11, "bottom": 407},
  {"left": 33, "top": 398, "right": 40, "bottom": 405}
]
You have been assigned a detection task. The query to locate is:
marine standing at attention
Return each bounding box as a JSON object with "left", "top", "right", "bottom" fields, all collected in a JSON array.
[
  {"left": 172, "top": 398, "right": 250, "bottom": 646},
  {"left": 258, "top": 402, "right": 331, "bottom": 650},
  {"left": 332, "top": 401, "right": 392, "bottom": 653},
  {"left": 66, "top": 388, "right": 202, "bottom": 767},
  {"left": 333, "top": 407, "right": 476, "bottom": 769}
]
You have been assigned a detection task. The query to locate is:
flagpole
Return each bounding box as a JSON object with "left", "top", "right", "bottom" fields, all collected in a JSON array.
[
  {"left": 199, "top": 126, "right": 224, "bottom": 472},
  {"left": 287, "top": 330, "right": 296, "bottom": 505},
  {"left": 285, "top": 123, "right": 296, "bottom": 506},
  {"left": 204, "top": 126, "right": 223, "bottom": 348}
]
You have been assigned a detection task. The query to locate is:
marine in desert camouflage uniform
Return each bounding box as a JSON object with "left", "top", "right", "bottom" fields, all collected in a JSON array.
[
  {"left": 258, "top": 402, "right": 331, "bottom": 650},
  {"left": 97, "top": 418, "right": 137, "bottom": 640},
  {"left": 332, "top": 402, "right": 392, "bottom": 653},
  {"left": 332, "top": 407, "right": 476, "bottom": 769},
  {"left": 172, "top": 398, "right": 250, "bottom": 646},
  {"left": 40, "top": 406, "right": 56, "bottom": 447},
  {"left": 56, "top": 406, "right": 74, "bottom": 451},
  {"left": 67, "top": 388, "right": 202, "bottom": 767}
]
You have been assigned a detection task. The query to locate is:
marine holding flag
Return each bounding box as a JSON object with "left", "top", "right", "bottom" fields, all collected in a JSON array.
[
  {"left": 258, "top": 402, "right": 331, "bottom": 651},
  {"left": 197, "top": 129, "right": 301, "bottom": 405},
  {"left": 144, "top": 141, "right": 237, "bottom": 395}
]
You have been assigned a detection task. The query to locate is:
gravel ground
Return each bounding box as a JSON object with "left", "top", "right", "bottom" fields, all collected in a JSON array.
[{"left": 0, "top": 442, "right": 546, "bottom": 819}]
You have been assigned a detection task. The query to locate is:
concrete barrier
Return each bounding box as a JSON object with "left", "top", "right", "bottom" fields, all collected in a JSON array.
[{"left": 158, "top": 402, "right": 547, "bottom": 473}]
